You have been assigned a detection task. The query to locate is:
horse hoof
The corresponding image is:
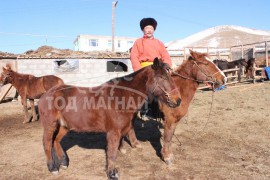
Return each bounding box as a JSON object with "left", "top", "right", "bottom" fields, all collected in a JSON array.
[
  {"left": 133, "top": 141, "right": 142, "bottom": 149},
  {"left": 60, "top": 165, "right": 68, "bottom": 170},
  {"left": 22, "top": 121, "right": 30, "bottom": 124},
  {"left": 32, "top": 118, "right": 38, "bottom": 122},
  {"left": 108, "top": 169, "right": 118, "bottom": 180},
  {"left": 164, "top": 155, "right": 174, "bottom": 165},
  {"left": 51, "top": 170, "right": 59, "bottom": 175},
  {"left": 164, "top": 158, "right": 173, "bottom": 165},
  {"left": 119, "top": 148, "right": 127, "bottom": 154}
]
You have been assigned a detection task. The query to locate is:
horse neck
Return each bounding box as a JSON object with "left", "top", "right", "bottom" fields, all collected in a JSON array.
[
  {"left": 118, "top": 68, "right": 149, "bottom": 93},
  {"left": 173, "top": 61, "right": 198, "bottom": 104},
  {"left": 105, "top": 68, "right": 150, "bottom": 99},
  {"left": 10, "top": 71, "right": 28, "bottom": 89}
]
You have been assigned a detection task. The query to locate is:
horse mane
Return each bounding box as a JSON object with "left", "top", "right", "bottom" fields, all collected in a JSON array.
[{"left": 108, "top": 65, "right": 149, "bottom": 83}]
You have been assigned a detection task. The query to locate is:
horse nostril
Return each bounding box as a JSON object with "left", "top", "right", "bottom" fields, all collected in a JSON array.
[{"left": 177, "top": 98, "right": 181, "bottom": 106}]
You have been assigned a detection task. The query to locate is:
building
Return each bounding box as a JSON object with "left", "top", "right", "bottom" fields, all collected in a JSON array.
[{"left": 73, "top": 35, "right": 137, "bottom": 52}]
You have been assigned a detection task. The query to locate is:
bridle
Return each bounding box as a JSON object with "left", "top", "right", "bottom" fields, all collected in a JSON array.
[
  {"left": 151, "top": 79, "right": 179, "bottom": 104},
  {"left": 172, "top": 60, "right": 221, "bottom": 89},
  {"left": 0, "top": 72, "right": 11, "bottom": 85}
]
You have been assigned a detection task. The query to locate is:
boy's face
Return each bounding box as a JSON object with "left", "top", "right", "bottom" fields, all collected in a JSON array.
[{"left": 143, "top": 25, "right": 155, "bottom": 38}]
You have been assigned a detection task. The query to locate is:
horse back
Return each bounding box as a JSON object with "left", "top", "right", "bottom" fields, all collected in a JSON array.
[
  {"left": 42, "top": 75, "right": 64, "bottom": 91},
  {"left": 39, "top": 84, "right": 135, "bottom": 134},
  {"left": 25, "top": 75, "right": 64, "bottom": 99}
]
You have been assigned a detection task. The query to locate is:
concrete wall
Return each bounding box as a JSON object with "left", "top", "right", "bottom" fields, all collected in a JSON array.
[
  {"left": 14, "top": 58, "right": 133, "bottom": 87},
  {"left": 1, "top": 58, "right": 181, "bottom": 88}
]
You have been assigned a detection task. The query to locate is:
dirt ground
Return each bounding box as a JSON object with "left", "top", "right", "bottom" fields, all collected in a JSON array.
[{"left": 0, "top": 82, "right": 270, "bottom": 180}]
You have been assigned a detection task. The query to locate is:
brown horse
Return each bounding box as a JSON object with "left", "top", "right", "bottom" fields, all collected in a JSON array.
[
  {"left": 0, "top": 65, "right": 64, "bottom": 123},
  {"left": 124, "top": 50, "right": 227, "bottom": 164},
  {"left": 38, "top": 58, "right": 181, "bottom": 179},
  {"left": 245, "top": 57, "right": 267, "bottom": 80}
]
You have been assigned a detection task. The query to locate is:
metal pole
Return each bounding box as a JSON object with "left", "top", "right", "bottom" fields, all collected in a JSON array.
[{"left": 112, "top": 1, "right": 118, "bottom": 52}]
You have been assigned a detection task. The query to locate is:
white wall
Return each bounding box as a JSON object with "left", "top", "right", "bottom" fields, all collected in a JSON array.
[{"left": 16, "top": 58, "right": 133, "bottom": 87}]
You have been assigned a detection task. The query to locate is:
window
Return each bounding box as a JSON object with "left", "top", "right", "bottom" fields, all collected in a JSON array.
[
  {"left": 117, "top": 40, "right": 121, "bottom": 48},
  {"left": 107, "top": 61, "right": 128, "bottom": 72},
  {"left": 127, "top": 41, "right": 134, "bottom": 47},
  {"left": 107, "top": 40, "right": 112, "bottom": 48},
  {"left": 89, "top": 39, "right": 98, "bottom": 47}
]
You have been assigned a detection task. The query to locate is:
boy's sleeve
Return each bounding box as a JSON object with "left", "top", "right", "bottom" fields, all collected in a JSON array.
[
  {"left": 159, "top": 41, "right": 172, "bottom": 67},
  {"left": 130, "top": 40, "right": 142, "bottom": 71}
]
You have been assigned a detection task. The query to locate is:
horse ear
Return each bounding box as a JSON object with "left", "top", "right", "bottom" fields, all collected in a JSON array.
[
  {"left": 152, "top": 57, "right": 161, "bottom": 70},
  {"left": 189, "top": 49, "right": 196, "bottom": 60},
  {"left": 6, "top": 64, "right": 11, "bottom": 70}
]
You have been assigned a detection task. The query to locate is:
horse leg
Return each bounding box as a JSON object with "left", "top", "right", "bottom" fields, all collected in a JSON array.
[
  {"left": 106, "top": 130, "right": 121, "bottom": 180},
  {"left": 43, "top": 126, "right": 60, "bottom": 175},
  {"left": 118, "top": 128, "right": 141, "bottom": 154},
  {"left": 161, "top": 122, "right": 177, "bottom": 165},
  {"left": 21, "top": 97, "right": 30, "bottom": 123},
  {"left": 53, "top": 126, "right": 69, "bottom": 170},
  {"left": 29, "top": 99, "right": 38, "bottom": 122},
  {"left": 127, "top": 128, "right": 141, "bottom": 148}
]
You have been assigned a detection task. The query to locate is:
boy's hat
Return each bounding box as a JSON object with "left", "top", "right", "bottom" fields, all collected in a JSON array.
[{"left": 140, "top": 18, "right": 157, "bottom": 30}]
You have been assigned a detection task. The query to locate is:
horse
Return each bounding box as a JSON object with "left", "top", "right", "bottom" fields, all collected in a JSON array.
[
  {"left": 245, "top": 57, "right": 256, "bottom": 79},
  {"left": 38, "top": 58, "right": 182, "bottom": 180},
  {"left": 245, "top": 57, "right": 267, "bottom": 80},
  {"left": 213, "top": 58, "right": 247, "bottom": 70},
  {"left": 122, "top": 50, "right": 227, "bottom": 165},
  {"left": 213, "top": 58, "right": 247, "bottom": 81},
  {"left": 0, "top": 65, "right": 64, "bottom": 123}
]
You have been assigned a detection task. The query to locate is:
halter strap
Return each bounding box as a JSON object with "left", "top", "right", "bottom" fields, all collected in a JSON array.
[
  {"left": 172, "top": 60, "right": 222, "bottom": 89},
  {"left": 152, "top": 80, "right": 179, "bottom": 104}
]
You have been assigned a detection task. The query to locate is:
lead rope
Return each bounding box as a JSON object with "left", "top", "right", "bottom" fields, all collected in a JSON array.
[
  {"left": 198, "top": 90, "right": 215, "bottom": 136},
  {"left": 167, "top": 90, "right": 215, "bottom": 148}
]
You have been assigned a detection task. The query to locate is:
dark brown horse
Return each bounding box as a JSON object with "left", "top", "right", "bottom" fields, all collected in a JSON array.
[
  {"left": 124, "top": 50, "right": 227, "bottom": 164},
  {"left": 0, "top": 65, "right": 64, "bottom": 123},
  {"left": 38, "top": 58, "right": 181, "bottom": 179},
  {"left": 213, "top": 58, "right": 247, "bottom": 81},
  {"left": 213, "top": 58, "right": 247, "bottom": 70}
]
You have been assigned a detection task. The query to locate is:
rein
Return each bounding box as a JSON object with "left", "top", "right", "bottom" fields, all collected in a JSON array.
[
  {"left": 172, "top": 60, "right": 221, "bottom": 90},
  {"left": 152, "top": 80, "right": 178, "bottom": 104}
]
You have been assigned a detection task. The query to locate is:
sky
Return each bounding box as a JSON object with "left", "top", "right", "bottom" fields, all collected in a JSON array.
[{"left": 1, "top": 0, "right": 270, "bottom": 54}]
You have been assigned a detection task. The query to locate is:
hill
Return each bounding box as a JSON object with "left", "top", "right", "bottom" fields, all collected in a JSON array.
[{"left": 166, "top": 25, "right": 270, "bottom": 50}]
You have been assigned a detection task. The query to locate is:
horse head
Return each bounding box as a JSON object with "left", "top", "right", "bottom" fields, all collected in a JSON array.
[
  {"left": 147, "top": 58, "right": 181, "bottom": 108},
  {"left": 188, "top": 49, "right": 227, "bottom": 88},
  {"left": 239, "top": 58, "right": 248, "bottom": 67},
  {"left": 0, "top": 65, "right": 13, "bottom": 86}
]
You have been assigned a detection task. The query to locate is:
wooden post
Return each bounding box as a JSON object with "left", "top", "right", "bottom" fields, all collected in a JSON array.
[
  {"left": 241, "top": 45, "right": 244, "bottom": 58},
  {"left": 0, "top": 84, "right": 13, "bottom": 103},
  {"left": 229, "top": 47, "right": 232, "bottom": 61},
  {"left": 252, "top": 63, "right": 256, "bottom": 83},
  {"left": 265, "top": 41, "right": 269, "bottom": 66}
]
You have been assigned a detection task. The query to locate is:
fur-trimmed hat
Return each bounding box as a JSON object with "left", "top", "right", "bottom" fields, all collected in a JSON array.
[{"left": 140, "top": 18, "right": 157, "bottom": 30}]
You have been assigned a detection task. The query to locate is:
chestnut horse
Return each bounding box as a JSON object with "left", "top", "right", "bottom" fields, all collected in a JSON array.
[
  {"left": 124, "top": 50, "right": 227, "bottom": 164},
  {"left": 38, "top": 58, "right": 181, "bottom": 179},
  {"left": 0, "top": 65, "right": 64, "bottom": 123}
]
